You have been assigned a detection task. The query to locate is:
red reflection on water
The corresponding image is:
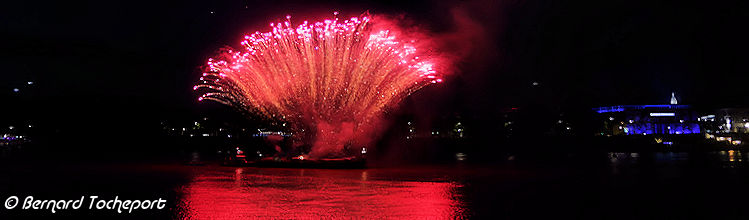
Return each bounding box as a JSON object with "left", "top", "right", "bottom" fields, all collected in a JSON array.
[{"left": 175, "top": 167, "right": 466, "bottom": 219}]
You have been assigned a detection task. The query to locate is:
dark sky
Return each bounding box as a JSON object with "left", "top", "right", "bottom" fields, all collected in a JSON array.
[{"left": 2, "top": 0, "right": 748, "bottom": 128}]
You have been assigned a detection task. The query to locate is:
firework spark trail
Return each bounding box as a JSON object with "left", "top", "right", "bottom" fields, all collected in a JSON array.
[{"left": 195, "top": 13, "right": 443, "bottom": 158}]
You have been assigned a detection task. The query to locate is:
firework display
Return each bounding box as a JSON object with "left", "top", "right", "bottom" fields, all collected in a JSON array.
[{"left": 195, "top": 13, "right": 442, "bottom": 158}]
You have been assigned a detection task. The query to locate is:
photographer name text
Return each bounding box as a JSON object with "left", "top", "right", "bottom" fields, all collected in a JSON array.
[{"left": 2, "top": 195, "right": 167, "bottom": 213}]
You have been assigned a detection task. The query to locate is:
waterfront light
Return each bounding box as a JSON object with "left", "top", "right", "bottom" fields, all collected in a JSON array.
[
  {"left": 726, "top": 118, "right": 732, "bottom": 130},
  {"left": 650, "top": 113, "right": 675, "bottom": 117}
]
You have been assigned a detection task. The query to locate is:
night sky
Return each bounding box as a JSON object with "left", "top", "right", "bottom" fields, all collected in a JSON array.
[{"left": 2, "top": 0, "right": 748, "bottom": 138}]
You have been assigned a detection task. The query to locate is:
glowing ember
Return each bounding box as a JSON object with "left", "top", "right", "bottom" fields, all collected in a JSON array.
[{"left": 195, "top": 12, "right": 443, "bottom": 158}]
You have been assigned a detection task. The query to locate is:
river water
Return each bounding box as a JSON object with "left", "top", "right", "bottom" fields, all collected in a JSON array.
[{"left": 2, "top": 150, "right": 749, "bottom": 219}]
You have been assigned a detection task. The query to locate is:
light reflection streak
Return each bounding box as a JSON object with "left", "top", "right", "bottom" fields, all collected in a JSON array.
[{"left": 176, "top": 168, "right": 466, "bottom": 219}]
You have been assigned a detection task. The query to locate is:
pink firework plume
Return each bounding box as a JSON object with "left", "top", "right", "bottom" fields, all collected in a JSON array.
[{"left": 194, "top": 12, "right": 443, "bottom": 158}]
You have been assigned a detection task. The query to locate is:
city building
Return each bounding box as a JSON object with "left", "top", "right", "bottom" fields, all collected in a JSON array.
[
  {"left": 699, "top": 108, "right": 749, "bottom": 145},
  {"left": 594, "top": 93, "right": 700, "bottom": 136},
  {"left": 699, "top": 109, "right": 749, "bottom": 134},
  {"left": 715, "top": 108, "right": 749, "bottom": 134}
]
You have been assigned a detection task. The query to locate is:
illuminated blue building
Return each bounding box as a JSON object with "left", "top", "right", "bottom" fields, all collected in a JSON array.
[{"left": 594, "top": 94, "right": 700, "bottom": 136}]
